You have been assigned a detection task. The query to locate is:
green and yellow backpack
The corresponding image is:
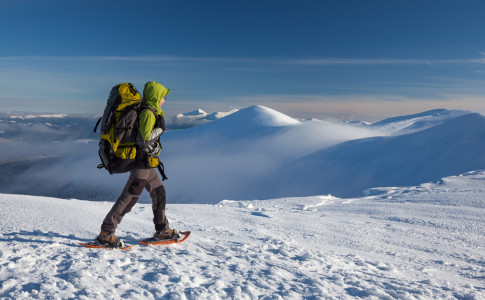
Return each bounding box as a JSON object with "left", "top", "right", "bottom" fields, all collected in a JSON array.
[{"left": 93, "top": 83, "right": 142, "bottom": 174}]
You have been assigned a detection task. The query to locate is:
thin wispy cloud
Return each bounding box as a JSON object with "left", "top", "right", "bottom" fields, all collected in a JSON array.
[
  {"left": 2, "top": 52, "right": 484, "bottom": 117},
  {"left": 0, "top": 55, "right": 257, "bottom": 64},
  {"left": 285, "top": 58, "right": 485, "bottom": 66},
  {"left": 282, "top": 51, "right": 485, "bottom": 66},
  {"left": 1, "top": 55, "right": 484, "bottom": 66},
  {"left": 230, "top": 93, "right": 485, "bottom": 104}
]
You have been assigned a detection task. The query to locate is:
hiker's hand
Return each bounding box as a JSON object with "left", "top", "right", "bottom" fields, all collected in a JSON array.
[{"left": 147, "top": 141, "right": 161, "bottom": 156}]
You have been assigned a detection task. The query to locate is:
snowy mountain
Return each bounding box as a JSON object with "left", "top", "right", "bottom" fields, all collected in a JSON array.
[
  {"left": 268, "top": 112, "right": 485, "bottom": 198},
  {"left": 342, "top": 109, "right": 470, "bottom": 135},
  {"left": 342, "top": 119, "right": 372, "bottom": 127},
  {"left": 2, "top": 105, "right": 485, "bottom": 298},
  {"left": 179, "top": 108, "right": 208, "bottom": 117},
  {"left": 170, "top": 105, "right": 301, "bottom": 139},
  {"left": 369, "top": 108, "right": 470, "bottom": 134},
  {"left": 166, "top": 108, "right": 239, "bottom": 130},
  {"left": 0, "top": 107, "right": 239, "bottom": 157},
  {"left": 1, "top": 106, "right": 484, "bottom": 203},
  {"left": 0, "top": 170, "right": 484, "bottom": 299}
]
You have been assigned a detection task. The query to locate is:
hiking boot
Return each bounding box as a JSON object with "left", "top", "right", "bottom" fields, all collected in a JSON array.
[
  {"left": 154, "top": 229, "right": 181, "bottom": 241},
  {"left": 96, "top": 231, "right": 125, "bottom": 248}
]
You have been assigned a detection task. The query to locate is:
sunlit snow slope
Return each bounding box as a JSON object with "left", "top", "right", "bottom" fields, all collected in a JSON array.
[
  {"left": 269, "top": 112, "right": 485, "bottom": 198},
  {"left": 0, "top": 171, "right": 484, "bottom": 299}
]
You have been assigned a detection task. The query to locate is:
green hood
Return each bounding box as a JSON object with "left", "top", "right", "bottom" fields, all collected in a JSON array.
[{"left": 143, "top": 81, "right": 170, "bottom": 116}]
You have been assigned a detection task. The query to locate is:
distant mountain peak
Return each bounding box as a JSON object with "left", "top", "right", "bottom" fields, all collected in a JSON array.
[
  {"left": 185, "top": 109, "right": 208, "bottom": 116},
  {"left": 170, "top": 105, "right": 301, "bottom": 139},
  {"left": 239, "top": 105, "right": 301, "bottom": 127},
  {"left": 370, "top": 109, "right": 469, "bottom": 134},
  {"left": 169, "top": 108, "right": 239, "bottom": 130}
]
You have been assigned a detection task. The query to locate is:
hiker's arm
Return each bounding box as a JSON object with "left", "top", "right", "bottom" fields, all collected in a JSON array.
[
  {"left": 137, "top": 111, "right": 163, "bottom": 153},
  {"left": 148, "top": 128, "right": 163, "bottom": 140},
  {"left": 138, "top": 111, "right": 156, "bottom": 141}
]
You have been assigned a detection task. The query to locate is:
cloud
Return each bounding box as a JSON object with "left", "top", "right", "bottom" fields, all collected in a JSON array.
[
  {"left": 283, "top": 58, "right": 485, "bottom": 66},
  {"left": 0, "top": 109, "right": 385, "bottom": 203},
  {"left": 0, "top": 55, "right": 258, "bottom": 64},
  {"left": 2, "top": 53, "right": 485, "bottom": 117},
  {"left": 2, "top": 106, "right": 483, "bottom": 203},
  {"left": 159, "top": 119, "right": 382, "bottom": 203},
  {"left": 1, "top": 55, "right": 484, "bottom": 66}
]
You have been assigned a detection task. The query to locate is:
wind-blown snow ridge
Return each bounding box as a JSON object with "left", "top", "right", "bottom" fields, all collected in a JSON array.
[
  {"left": 273, "top": 112, "right": 485, "bottom": 198},
  {"left": 370, "top": 108, "right": 469, "bottom": 134},
  {"left": 0, "top": 170, "right": 484, "bottom": 298}
]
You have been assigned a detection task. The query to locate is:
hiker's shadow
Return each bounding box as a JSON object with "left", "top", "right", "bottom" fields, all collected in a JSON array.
[{"left": 0, "top": 230, "right": 77, "bottom": 247}]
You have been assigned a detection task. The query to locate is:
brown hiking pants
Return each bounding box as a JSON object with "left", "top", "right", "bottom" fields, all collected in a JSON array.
[{"left": 101, "top": 168, "right": 169, "bottom": 234}]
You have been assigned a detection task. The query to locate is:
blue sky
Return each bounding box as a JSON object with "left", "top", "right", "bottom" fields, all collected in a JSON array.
[{"left": 1, "top": 0, "right": 485, "bottom": 120}]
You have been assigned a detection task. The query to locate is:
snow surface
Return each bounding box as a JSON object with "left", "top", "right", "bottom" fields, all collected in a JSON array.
[
  {"left": 369, "top": 109, "right": 470, "bottom": 135},
  {"left": 2, "top": 105, "right": 485, "bottom": 298},
  {"left": 271, "top": 113, "right": 485, "bottom": 198},
  {"left": 1, "top": 171, "right": 484, "bottom": 299}
]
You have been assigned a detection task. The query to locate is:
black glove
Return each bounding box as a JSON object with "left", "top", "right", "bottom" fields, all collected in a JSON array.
[{"left": 147, "top": 141, "right": 161, "bottom": 156}]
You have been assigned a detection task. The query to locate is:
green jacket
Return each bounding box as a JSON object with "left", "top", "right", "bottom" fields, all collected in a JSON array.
[{"left": 138, "top": 81, "right": 170, "bottom": 141}]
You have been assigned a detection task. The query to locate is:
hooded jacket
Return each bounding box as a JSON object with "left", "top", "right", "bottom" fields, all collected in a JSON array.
[{"left": 138, "top": 81, "right": 170, "bottom": 142}]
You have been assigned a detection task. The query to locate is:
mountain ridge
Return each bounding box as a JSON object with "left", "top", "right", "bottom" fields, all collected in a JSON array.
[{"left": 271, "top": 112, "right": 485, "bottom": 198}]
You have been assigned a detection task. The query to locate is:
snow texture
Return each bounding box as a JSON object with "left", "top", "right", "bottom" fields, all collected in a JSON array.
[
  {"left": 369, "top": 109, "right": 469, "bottom": 134},
  {"left": 273, "top": 112, "right": 485, "bottom": 198},
  {"left": 1, "top": 171, "right": 484, "bottom": 299}
]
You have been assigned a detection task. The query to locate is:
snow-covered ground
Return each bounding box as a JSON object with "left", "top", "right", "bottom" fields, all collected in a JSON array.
[
  {"left": 1, "top": 170, "right": 484, "bottom": 299},
  {"left": 1, "top": 105, "right": 485, "bottom": 298}
]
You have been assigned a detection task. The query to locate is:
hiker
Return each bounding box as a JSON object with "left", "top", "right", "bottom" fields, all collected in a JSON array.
[{"left": 96, "top": 81, "right": 178, "bottom": 247}]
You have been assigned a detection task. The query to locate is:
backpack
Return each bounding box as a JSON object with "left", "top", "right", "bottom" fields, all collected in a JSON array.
[{"left": 93, "top": 83, "right": 142, "bottom": 174}]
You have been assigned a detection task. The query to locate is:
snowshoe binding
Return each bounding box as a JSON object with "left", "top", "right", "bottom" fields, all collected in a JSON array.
[
  {"left": 140, "top": 229, "right": 191, "bottom": 245},
  {"left": 79, "top": 231, "right": 132, "bottom": 250}
]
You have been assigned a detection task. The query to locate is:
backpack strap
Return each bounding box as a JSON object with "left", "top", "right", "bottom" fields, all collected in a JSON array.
[
  {"left": 140, "top": 105, "right": 165, "bottom": 130},
  {"left": 140, "top": 105, "right": 157, "bottom": 115},
  {"left": 93, "top": 117, "right": 102, "bottom": 133},
  {"left": 140, "top": 106, "right": 158, "bottom": 123},
  {"left": 139, "top": 105, "right": 168, "bottom": 180},
  {"left": 157, "top": 161, "right": 168, "bottom": 181}
]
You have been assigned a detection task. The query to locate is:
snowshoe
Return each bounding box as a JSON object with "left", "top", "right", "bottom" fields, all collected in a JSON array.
[
  {"left": 155, "top": 229, "right": 182, "bottom": 240},
  {"left": 78, "top": 238, "right": 133, "bottom": 250},
  {"left": 140, "top": 230, "right": 191, "bottom": 245},
  {"left": 79, "top": 231, "right": 132, "bottom": 250}
]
